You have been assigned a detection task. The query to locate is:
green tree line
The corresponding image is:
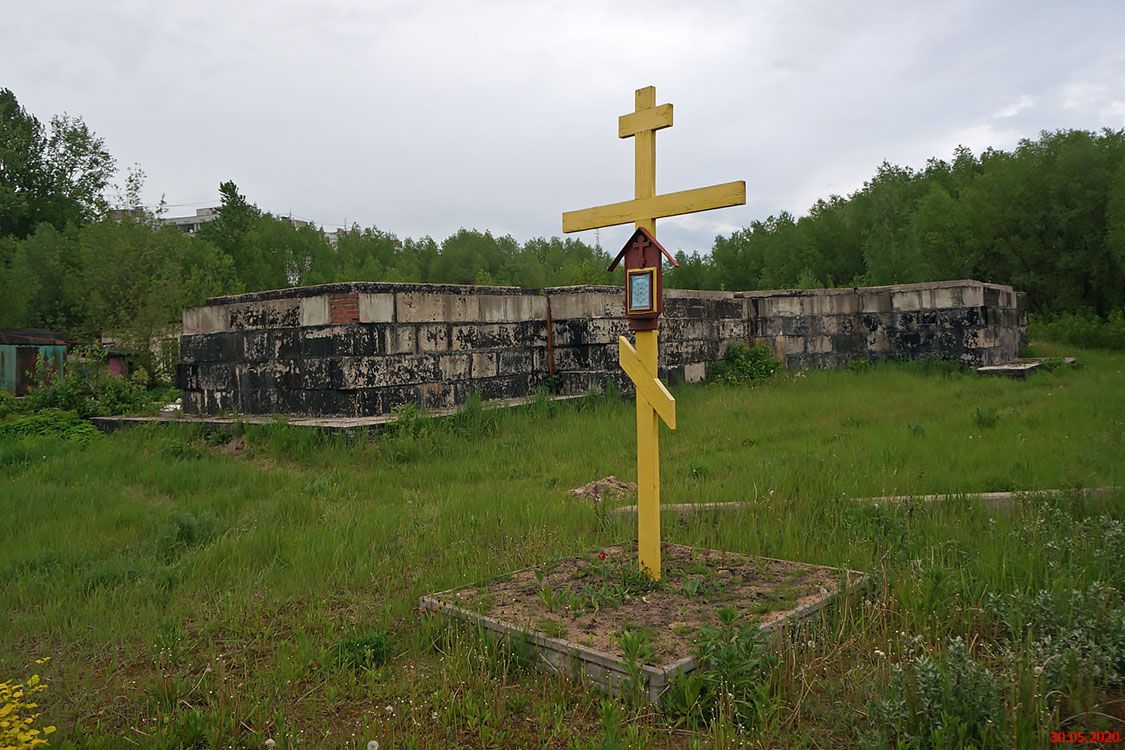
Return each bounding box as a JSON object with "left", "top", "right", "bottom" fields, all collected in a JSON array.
[
  {"left": 667, "top": 130, "right": 1125, "bottom": 317},
  {"left": 2, "top": 86, "right": 1123, "bottom": 360}
]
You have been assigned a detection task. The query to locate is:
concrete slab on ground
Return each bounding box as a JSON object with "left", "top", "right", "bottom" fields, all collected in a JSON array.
[
  {"left": 420, "top": 542, "right": 867, "bottom": 704},
  {"left": 91, "top": 393, "right": 587, "bottom": 434},
  {"left": 607, "top": 486, "right": 1116, "bottom": 517},
  {"left": 977, "top": 357, "right": 1076, "bottom": 379}
]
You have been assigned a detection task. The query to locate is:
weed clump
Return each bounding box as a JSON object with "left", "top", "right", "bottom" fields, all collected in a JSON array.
[
  {"left": 709, "top": 343, "right": 779, "bottom": 386},
  {"left": 973, "top": 406, "right": 999, "bottom": 429},
  {"left": 865, "top": 636, "right": 1008, "bottom": 749},
  {"left": 333, "top": 630, "right": 391, "bottom": 671},
  {"left": 664, "top": 607, "right": 776, "bottom": 730}
]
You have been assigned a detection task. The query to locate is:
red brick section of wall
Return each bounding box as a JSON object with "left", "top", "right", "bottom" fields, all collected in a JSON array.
[{"left": 329, "top": 293, "right": 360, "bottom": 324}]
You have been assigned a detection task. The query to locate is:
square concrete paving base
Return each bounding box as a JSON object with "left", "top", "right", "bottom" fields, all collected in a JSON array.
[{"left": 420, "top": 545, "right": 868, "bottom": 704}]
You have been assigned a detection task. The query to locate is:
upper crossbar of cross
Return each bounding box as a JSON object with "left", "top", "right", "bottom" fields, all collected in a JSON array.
[{"left": 562, "top": 86, "right": 746, "bottom": 236}]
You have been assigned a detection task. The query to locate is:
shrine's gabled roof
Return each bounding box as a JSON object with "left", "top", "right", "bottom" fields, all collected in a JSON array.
[{"left": 607, "top": 227, "right": 680, "bottom": 271}]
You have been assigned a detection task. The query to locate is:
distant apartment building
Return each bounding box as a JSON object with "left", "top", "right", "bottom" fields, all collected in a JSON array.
[
  {"left": 163, "top": 207, "right": 220, "bottom": 235},
  {"left": 160, "top": 208, "right": 312, "bottom": 235},
  {"left": 113, "top": 205, "right": 338, "bottom": 242}
]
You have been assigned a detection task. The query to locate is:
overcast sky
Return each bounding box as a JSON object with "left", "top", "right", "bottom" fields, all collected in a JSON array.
[{"left": 4, "top": 1, "right": 1124, "bottom": 255}]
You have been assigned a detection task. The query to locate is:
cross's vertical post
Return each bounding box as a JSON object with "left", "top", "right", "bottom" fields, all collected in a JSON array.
[
  {"left": 634, "top": 86, "right": 657, "bottom": 228},
  {"left": 634, "top": 325, "right": 661, "bottom": 578},
  {"left": 632, "top": 86, "right": 661, "bottom": 579},
  {"left": 562, "top": 85, "right": 746, "bottom": 582}
]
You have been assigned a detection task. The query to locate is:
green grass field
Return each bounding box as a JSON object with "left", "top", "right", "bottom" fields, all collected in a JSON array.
[{"left": 2, "top": 343, "right": 1123, "bottom": 749}]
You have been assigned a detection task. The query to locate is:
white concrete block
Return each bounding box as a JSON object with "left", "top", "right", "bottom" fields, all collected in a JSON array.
[
  {"left": 183, "top": 306, "right": 230, "bottom": 334},
  {"left": 684, "top": 362, "right": 706, "bottom": 384},
  {"left": 359, "top": 293, "right": 394, "bottom": 323},
  {"left": 300, "top": 296, "right": 330, "bottom": 327}
]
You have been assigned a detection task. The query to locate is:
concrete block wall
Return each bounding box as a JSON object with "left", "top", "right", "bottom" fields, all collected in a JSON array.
[
  {"left": 742, "top": 280, "right": 1026, "bottom": 370},
  {"left": 177, "top": 279, "right": 1025, "bottom": 417}
]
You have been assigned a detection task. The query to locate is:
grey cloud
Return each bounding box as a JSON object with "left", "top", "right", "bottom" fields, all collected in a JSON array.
[{"left": 2, "top": 0, "right": 1122, "bottom": 254}]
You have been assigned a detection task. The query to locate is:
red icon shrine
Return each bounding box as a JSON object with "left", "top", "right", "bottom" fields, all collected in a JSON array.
[{"left": 607, "top": 227, "right": 679, "bottom": 331}]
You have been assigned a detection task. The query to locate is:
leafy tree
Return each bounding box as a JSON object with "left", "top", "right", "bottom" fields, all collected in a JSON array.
[
  {"left": 0, "top": 88, "right": 115, "bottom": 238},
  {"left": 0, "top": 88, "right": 46, "bottom": 238},
  {"left": 196, "top": 180, "right": 266, "bottom": 288}
]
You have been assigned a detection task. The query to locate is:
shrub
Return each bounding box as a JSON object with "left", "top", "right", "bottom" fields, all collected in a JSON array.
[
  {"left": 709, "top": 343, "right": 780, "bottom": 386},
  {"left": 0, "top": 390, "right": 18, "bottom": 419},
  {"left": 989, "top": 582, "right": 1125, "bottom": 694},
  {"left": 0, "top": 409, "right": 99, "bottom": 441},
  {"left": 865, "top": 637, "right": 1008, "bottom": 749},
  {"left": 1029, "top": 310, "right": 1125, "bottom": 350},
  {"left": 16, "top": 346, "right": 156, "bottom": 418},
  {"left": 0, "top": 660, "right": 56, "bottom": 750}
]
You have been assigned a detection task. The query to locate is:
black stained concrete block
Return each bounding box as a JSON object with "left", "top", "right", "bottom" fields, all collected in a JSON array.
[
  {"left": 421, "top": 383, "right": 454, "bottom": 410},
  {"left": 781, "top": 316, "right": 811, "bottom": 336},
  {"left": 228, "top": 302, "right": 300, "bottom": 330},
  {"left": 418, "top": 324, "right": 450, "bottom": 351},
  {"left": 454, "top": 323, "right": 522, "bottom": 350},
  {"left": 517, "top": 321, "right": 548, "bottom": 346},
  {"left": 303, "top": 389, "right": 358, "bottom": 417},
  {"left": 553, "top": 319, "right": 590, "bottom": 347},
  {"left": 180, "top": 335, "right": 205, "bottom": 362},
  {"left": 380, "top": 384, "right": 422, "bottom": 412},
  {"left": 237, "top": 389, "right": 265, "bottom": 414},
  {"left": 186, "top": 331, "right": 243, "bottom": 364},
  {"left": 198, "top": 363, "right": 235, "bottom": 390},
  {"left": 300, "top": 327, "right": 355, "bottom": 358},
  {"left": 592, "top": 343, "right": 617, "bottom": 370},
  {"left": 273, "top": 329, "right": 301, "bottom": 359},
  {"left": 266, "top": 361, "right": 298, "bottom": 391},
  {"left": 553, "top": 346, "right": 589, "bottom": 371},
  {"left": 353, "top": 323, "right": 389, "bottom": 357},
  {"left": 354, "top": 388, "right": 383, "bottom": 416},
  {"left": 498, "top": 350, "right": 533, "bottom": 375},
  {"left": 235, "top": 366, "right": 263, "bottom": 391},
  {"left": 475, "top": 374, "right": 533, "bottom": 402},
  {"left": 298, "top": 359, "right": 343, "bottom": 390},
  {"left": 859, "top": 314, "right": 883, "bottom": 334},
  {"left": 960, "top": 307, "right": 982, "bottom": 326},
  {"left": 275, "top": 388, "right": 304, "bottom": 414},
  {"left": 378, "top": 354, "right": 440, "bottom": 386},
  {"left": 182, "top": 390, "right": 204, "bottom": 413},
  {"left": 662, "top": 298, "right": 692, "bottom": 318},
  {"left": 660, "top": 365, "right": 685, "bottom": 386},
  {"left": 175, "top": 363, "right": 199, "bottom": 390},
  {"left": 203, "top": 389, "right": 234, "bottom": 414},
  {"left": 242, "top": 330, "right": 273, "bottom": 362},
  {"left": 714, "top": 298, "right": 743, "bottom": 319},
  {"left": 243, "top": 329, "right": 300, "bottom": 362},
  {"left": 830, "top": 332, "right": 867, "bottom": 357}
]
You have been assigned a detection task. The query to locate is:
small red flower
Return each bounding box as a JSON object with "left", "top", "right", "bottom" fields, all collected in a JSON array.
[{"left": 597, "top": 551, "right": 607, "bottom": 560}]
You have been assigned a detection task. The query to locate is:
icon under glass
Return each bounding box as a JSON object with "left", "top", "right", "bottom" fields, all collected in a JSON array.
[{"left": 629, "top": 271, "right": 653, "bottom": 313}]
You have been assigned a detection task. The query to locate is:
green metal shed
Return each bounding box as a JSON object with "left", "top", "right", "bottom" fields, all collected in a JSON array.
[{"left": 0, "top": 329, "right": 68, "bottom": 395}]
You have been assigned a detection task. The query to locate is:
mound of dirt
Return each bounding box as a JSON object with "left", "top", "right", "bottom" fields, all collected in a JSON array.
[{"left": 569, "top": 476, "right": 636, "bottom": 504}]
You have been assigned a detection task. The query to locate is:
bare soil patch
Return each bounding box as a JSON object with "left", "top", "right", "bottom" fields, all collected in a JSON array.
[{"left": 430, "top": 542, "right": 864, "bottom": 665}]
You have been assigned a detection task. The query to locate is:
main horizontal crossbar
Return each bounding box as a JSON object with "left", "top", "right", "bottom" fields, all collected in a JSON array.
[{"left": 562, "top": 181, "right": 746, "bottom": 233}]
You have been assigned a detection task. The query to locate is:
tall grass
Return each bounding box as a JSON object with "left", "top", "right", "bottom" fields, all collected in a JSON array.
[{"left": 1, "top": 342, "right": 1122, "bottom": 748}]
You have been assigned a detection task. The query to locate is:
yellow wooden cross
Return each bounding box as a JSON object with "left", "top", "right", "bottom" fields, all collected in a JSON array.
[{"left": 562, "top": 86, "right": 746, "bottom": 580}]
